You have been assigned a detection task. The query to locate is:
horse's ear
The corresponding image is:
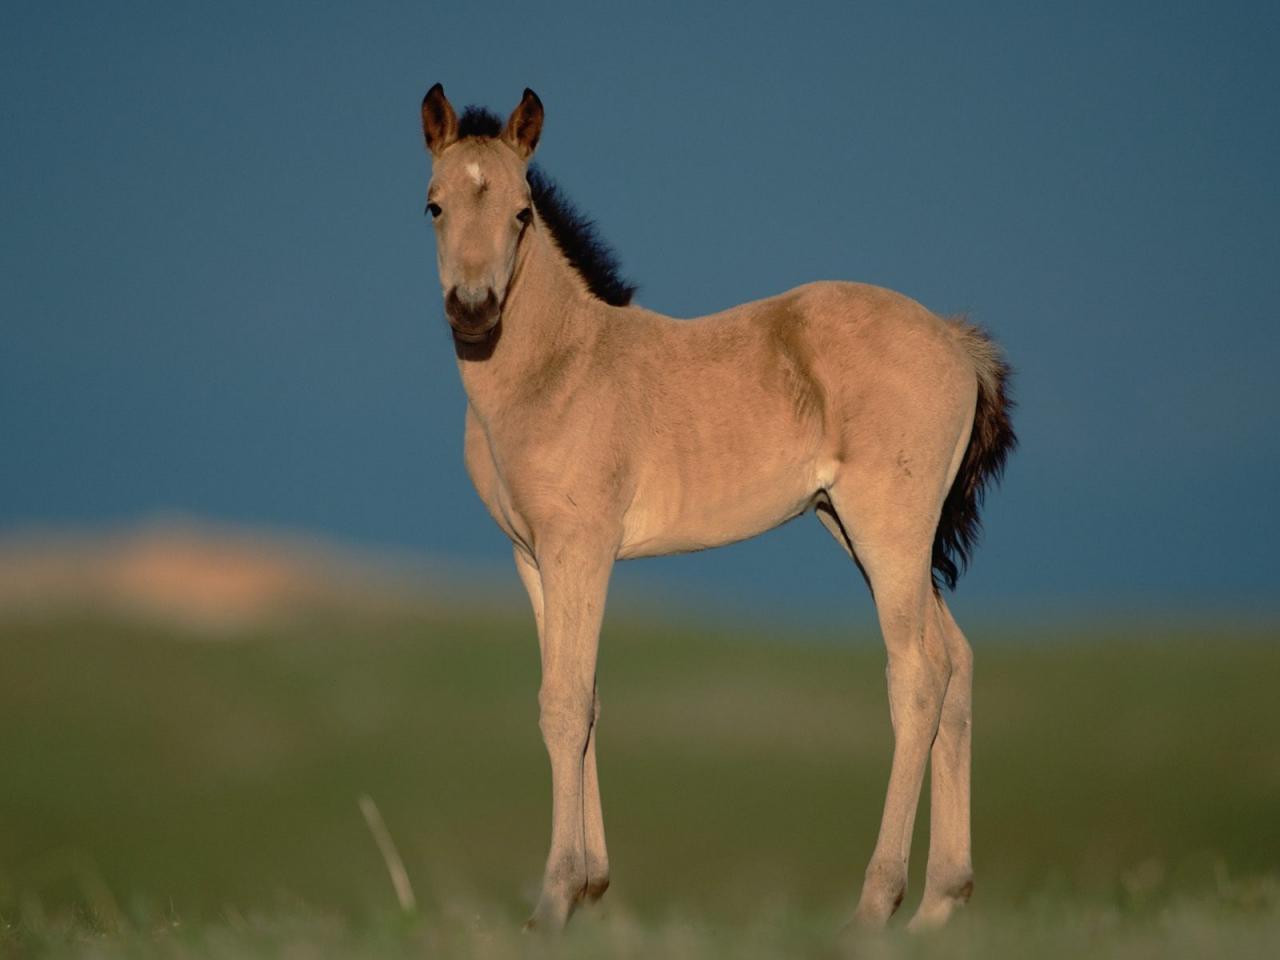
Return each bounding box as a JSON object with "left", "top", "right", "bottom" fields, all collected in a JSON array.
[
  {"left": 502, "top": 88, "right": 543, "bottom": 160},
  {"left": 421, "top": 83, "right": 458, "bottom": 156}
]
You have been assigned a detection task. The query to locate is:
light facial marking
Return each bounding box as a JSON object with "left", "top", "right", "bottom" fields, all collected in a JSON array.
[{"left": 465, "top": 161, "right": 485, "bottom": 188}]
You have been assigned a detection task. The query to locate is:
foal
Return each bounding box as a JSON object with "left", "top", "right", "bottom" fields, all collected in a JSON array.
[{"left": 419, "top": 84, "right": 1015, "bottom": 932}]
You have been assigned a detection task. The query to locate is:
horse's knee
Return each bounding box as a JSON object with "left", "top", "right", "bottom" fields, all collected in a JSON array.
[{"left": 538, "top": 689, "right": 592, "bottom": 749}]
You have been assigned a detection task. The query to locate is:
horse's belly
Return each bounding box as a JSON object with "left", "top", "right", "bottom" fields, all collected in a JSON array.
[{"left": 617, "top": 459, "right": 828, "bottom": 559}]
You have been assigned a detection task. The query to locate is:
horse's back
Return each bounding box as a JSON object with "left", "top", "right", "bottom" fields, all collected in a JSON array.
[{"left": 660, "top": 280, "right": 979, "bottom": 448}]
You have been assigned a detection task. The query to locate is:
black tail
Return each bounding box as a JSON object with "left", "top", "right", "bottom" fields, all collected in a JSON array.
[{"left": 932, "top": 324, "right": 1018, "bottom": 592}]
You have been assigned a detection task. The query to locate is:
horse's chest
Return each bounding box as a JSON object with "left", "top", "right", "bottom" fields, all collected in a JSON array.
[
  {"left": 463, "top": 438, "right": 530, "bottom": 546},
  {"left": 464, "top": 412, "right": 622, "bottom": 549},
  {"left": 463, "top": 414, "right": 526, "bottom": 546}
]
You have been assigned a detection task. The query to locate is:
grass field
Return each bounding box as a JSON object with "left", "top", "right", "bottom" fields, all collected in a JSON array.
[{"left": 1, "top": 604, "right": 1278, "bottom": 957}]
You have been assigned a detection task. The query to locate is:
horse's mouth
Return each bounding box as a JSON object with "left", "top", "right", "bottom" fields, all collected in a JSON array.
[
  {"left": 451, "top": 325, "right": 496, "bottom": 344},
  {"left": 445, "top": 288, "right": 500, "bottom": 343}
]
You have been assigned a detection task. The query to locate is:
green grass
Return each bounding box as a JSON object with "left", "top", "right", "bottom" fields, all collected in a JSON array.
[{"left": 1, "top": 607, "right": 1278, "bottom": 957}]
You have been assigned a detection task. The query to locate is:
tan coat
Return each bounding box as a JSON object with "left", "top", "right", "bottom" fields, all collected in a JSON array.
[{"left": 420, "top": 85, "right": 1015, "bottom": 934}]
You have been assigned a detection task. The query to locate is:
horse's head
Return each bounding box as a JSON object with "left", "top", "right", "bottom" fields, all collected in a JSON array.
[{"left": 421, "top": 84, "right": 543, "bottom": 343}]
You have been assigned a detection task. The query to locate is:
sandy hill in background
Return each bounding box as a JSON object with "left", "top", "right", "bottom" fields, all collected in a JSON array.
[{"left": 0, "top": 519, "right": 462, "bottom": 630}]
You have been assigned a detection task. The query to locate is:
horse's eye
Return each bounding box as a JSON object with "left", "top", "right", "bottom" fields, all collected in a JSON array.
[
  {"left": 426, "top": 202, "right": 442, "bottom": 219},
  {"left": 516, "top": 206, "right": 533, "bottom": 225}
]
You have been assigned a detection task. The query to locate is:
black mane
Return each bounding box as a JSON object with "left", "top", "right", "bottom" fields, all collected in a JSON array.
[
  {"left": 457, "top": 106, "right": 503, "bottom": 139},
  {"left": 454, "top": 106, "right": 637, "bottom": 307}
]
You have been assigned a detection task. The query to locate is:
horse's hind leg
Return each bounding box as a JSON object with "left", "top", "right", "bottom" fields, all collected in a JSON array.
[
  {"left": 909, "top": 597, "right": 974, "bottom": 929},
  {"left": 819, "top": 483, "right": 950, "bottom": 930}
]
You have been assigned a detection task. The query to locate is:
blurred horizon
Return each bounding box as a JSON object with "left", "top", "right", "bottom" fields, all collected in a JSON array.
[
  {"left": 2, "top": 512, "right": 1274, "bottom": 633},
  {"left": 4, "top": 0, "right": 1278, "bottom": 620}
]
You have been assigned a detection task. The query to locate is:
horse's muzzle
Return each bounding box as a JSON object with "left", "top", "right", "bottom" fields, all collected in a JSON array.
[{"left": 445, "top": 287, "right": 500, "bottom": 342}]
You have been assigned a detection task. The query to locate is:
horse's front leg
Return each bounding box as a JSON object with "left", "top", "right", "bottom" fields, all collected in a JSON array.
[
  {"left": 519, "top": 532, "right": 616, "bottom": 931},
  {"left": 514, "top": 546, "right": 611, "bottom": 916},
  {"left": 581, "top": 685, "right": 609, "bottom": 901}
]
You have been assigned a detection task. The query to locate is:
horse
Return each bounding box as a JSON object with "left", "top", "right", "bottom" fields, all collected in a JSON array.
[{"left": 417, "top": 84, "right": 1016, "bottom": 933}]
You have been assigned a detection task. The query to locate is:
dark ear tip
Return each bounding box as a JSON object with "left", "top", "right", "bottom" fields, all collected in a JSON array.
[
  {"left": 522, "top": 88, "right": 542, "bottom": 107},
  {"left": 424, "top": 82, "right": 445, "bottom": 103}
]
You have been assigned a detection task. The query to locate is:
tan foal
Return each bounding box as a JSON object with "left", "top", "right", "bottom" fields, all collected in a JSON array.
[{"left": 418, "top": 84, "right": 1015, "bottom": 933}]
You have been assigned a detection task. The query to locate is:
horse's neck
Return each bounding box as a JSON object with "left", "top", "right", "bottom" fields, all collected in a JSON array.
[{"left": 456, "top": 223, "right": 602, "bottom": 426}]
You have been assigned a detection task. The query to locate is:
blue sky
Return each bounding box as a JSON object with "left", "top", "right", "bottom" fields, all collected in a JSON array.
[{"left": 3, "top": 1, "right": 1277, "bottom": 620}]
